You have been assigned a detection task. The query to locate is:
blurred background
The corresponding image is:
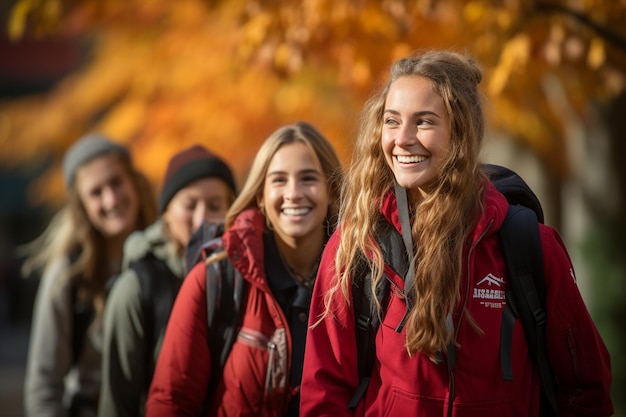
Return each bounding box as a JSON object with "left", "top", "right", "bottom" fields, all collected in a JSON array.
[{"left": 0, "top": 0, "right": 624, "bottom": 415}]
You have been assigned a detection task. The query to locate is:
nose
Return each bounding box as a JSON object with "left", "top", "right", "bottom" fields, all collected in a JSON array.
[
  {"left": 395, "top": 124, "right": 418, "bottom": 147},
  {"left": 101, "top": 186, "right": 119, "bottom": 210},
  {"left": 284, "top": 179, "right": 302, "bottom": 202},
  {"left": 192, "top": 205, "right": 209, "bottom": 232}
]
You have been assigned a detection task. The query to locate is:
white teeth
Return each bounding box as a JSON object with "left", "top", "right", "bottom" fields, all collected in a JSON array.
[
  {"left": 283, "top": 208, "right": 310, "bottom": 216},
  {"left": 397, "top": 155, "right": 427, "bottom": 163},
  {"left": 105, "top": 208, "right": 122, "bottom": 218}
]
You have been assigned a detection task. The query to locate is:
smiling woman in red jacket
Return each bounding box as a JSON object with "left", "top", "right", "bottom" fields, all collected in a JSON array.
[
  {"left": 146, "top": 121, "right": 343, "bottom": 417},
  {"left": 299, "top": 50, "right": 613, "bottom": 417}
]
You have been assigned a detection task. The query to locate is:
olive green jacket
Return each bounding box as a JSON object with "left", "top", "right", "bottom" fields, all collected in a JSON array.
[{"left": 98, "top": 219, "right": 184, "bottom": 417}]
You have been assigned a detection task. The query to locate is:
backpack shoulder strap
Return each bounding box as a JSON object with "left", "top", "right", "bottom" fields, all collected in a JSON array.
[
  {"left": 498, "top": 204, "right": 558, "bottom": 416},
  {"left": 204, "top": 254, "right": 245, "bottom": 402},
  {"left": 348, "top": 217, "right": 407, "bottom": 410},
  {"left": 129, "top": 254, "right": 181, "bottom": 391},
  {"left": 70, "top": 279, "right": 94, "bottom": 366}
]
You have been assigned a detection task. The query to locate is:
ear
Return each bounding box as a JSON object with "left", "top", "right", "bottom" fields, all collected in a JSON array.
[{"left": 256, "top": 194, "right": 265, "bottom": 215}]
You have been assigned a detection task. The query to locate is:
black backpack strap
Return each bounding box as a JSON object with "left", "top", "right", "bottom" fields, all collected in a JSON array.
[
  {"left": 185, "top": 221, "right": 225, "bottom": 274},
  {"left": 348, "top": 271, "right": 376, "bottom": 410},
  {"left": 129, "top": 255, "right": 181, "bottom": 392},
  {"left": 348, "top": 217, "right": 408, "bottom": 410},
  {"left": 498, "top": 205, "right": 558, "bottom": 416},
  {"left": 203, "top": 255, "right": 245, "bottom": 405},
  {"left": 70, "top": 279, "right": 94, "bottom": 366}
]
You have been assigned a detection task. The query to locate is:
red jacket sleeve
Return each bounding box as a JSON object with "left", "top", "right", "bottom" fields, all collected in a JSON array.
[
  {"left": 300, "top": 231, "right": 362, "bottom": 417},
  {"left": 146, "top": 261, "right": 211, "bottom": 417},
  {"left": 540, "top": 225, "right": 614, "bottom": 416}
]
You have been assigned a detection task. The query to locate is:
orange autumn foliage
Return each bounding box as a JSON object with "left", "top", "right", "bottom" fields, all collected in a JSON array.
[{"left": 1, "top": 0, "right": 625, "bottom": 206}]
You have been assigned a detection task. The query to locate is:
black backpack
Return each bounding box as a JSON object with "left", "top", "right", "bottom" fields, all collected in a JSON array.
[
  {"left": 348, "top": 164, "right": 558, "bottom": 416},
  {"left": 184, "top": 222, "right": 245, "bottom": 403},
  {"left": 127, "top": 255, "right": 181, "bottom": 391}
]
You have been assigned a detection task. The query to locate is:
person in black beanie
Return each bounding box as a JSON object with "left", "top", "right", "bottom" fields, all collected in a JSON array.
[{"left": 99, "top": 144, "right": 237, "bottom": 417}]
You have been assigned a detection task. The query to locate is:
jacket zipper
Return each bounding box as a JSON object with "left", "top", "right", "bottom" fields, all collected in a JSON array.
[
  {"left": 565, "top": 327, "right": 583, "bottom": 406},
  {"left": 237, "top": 328, "right": 278, "bottom": 395}
]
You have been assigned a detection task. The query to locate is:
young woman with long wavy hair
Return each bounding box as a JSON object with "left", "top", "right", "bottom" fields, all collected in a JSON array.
[
  {"left": 300, "top": 50, "right": 613, "bottom": 417},
  {"left": 23, "top": 133, "right": 157, "bottom": 417}
]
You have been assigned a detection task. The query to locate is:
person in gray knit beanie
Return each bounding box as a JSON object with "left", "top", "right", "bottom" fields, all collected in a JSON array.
[{"left": 22, "top": 132, "right": 157, "bottom": 417}]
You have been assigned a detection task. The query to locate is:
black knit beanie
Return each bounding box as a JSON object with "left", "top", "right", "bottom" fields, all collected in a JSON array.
[{"left": 159, "top": 145, "right": 237, "bottom": 214}]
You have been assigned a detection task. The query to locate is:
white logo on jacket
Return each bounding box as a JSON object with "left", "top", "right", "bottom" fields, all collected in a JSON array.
[{"left": 474, "top": 273, "right": 506, "bottom": 309}]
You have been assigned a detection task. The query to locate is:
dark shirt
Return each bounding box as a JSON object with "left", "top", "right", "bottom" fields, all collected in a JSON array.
[{"left": 263, "top": 232, "right": 314, "bottom": 417}]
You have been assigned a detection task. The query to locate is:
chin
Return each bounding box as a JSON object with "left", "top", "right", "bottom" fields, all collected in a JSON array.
[
  {"left": 395, "top": 179, "right": 419, "bottom": 189},
  {"left": 395, "top": 173, "right": 434, "bottom": 190},
  {"left": 103, "top": 222, "right": 134, "bottom": 239}
]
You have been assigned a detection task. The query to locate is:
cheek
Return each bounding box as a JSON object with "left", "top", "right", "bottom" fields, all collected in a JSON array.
[
  {"left": 432, "top": 135, "right": 452, "bottom": 163},
  {"left": 170, "top": 206, "right": 193, "bottom": 226},
  {"left": 316, "top": 188, "right": 330, "bottom": 212},
  {"left": 122, "top": 181, "right": 139, "bottom": 205},
  {"left": 82, "top": 199, "right": 101, "bottom": 222},
  {"left": 381, "top": 141, "right": 394, "bottom": 169},
  {"left": 211, "top": 206, "right": 229, "bottom": 220},
  {"left": 380, "top": 131, "right": 390, "bottom": 149},
  {"left": 164, "top": 210, "right": 193, "bottom": 245},
  {"left": 264, "top": 188, "right": 280, "bottom": 210}
]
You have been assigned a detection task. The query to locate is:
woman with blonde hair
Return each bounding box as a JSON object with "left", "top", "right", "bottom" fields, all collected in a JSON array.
[
  {"left": 300, "top": 50, "right": 613, "bottom": 416},
  {"left": 23, "top": 133, "right": 157, "bottom": 417},
  {"left": 146, "top": 121, "right": 343, "bottom": 417}
]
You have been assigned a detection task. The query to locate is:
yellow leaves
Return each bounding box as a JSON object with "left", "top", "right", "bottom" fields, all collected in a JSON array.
[
  {"left": 358, "top": 6, "right": 398, "bottom": 39},
  {"left": 8, "top": 0, "right": 61, "bottom": 40},
  {"left": 8, "top": 0, "right": 33, "bottom": 39},
  {"left": 463, "top": 1, "right": 486, "bottom": 23},
  {"left": 587, "top": 37, "right": 606, "bottom": 69},
  {"left": 242, "top": 11, "right": 273, "bottom": 48},
  {"left": 274, "top": 43, "right": 303, "bottom": 75},
  {"left": 274, "top": 83, "right": 314, "bottom": 117},
  {"left": 463, "top": 1, "right": 512, "bottom": 30},
  {"left": 488, "top": 34, "right": 531, "bottom": 96},
  {"left": 98, "top": 98, "right": 147, "bottom": 141},
  {"left": 351, "top": 59, "right": 372, "bottom": 88}
]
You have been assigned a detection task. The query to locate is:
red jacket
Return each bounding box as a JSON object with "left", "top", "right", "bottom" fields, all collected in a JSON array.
[
  {"left": 146, "top": 209, "right": 294, "bottom": 417},
  {"left": 300, "top": 182, "right": 613, "bottom": 417}
]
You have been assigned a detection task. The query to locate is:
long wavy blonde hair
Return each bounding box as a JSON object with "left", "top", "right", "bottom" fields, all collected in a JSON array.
[{"left": 327, "top": 50, "right": 488, "bottom": 356}]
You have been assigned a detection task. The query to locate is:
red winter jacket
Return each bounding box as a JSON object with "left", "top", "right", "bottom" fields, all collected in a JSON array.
[
  {"left": 300, "top": 182, "right": 613, "bottom": 417},
  {"left": 146, "top": 209, "right": 294, "bottom": 417}
]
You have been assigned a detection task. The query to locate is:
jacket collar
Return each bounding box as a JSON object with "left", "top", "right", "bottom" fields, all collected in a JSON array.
[
  {"left": 379, "top": 180, "right": 509, "bottom": 246},
  {"left": 222, "top": 208, "right": 268, "bottom": 287}
]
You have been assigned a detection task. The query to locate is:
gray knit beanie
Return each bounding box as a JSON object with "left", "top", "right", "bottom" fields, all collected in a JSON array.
[{"left": 62, "top": 133, "right": 130, "bottom": 186}]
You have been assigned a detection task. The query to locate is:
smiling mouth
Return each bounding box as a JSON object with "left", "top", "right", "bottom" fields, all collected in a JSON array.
[
  {"left": 104, "top": 208, "right": 124, "bottom": 218},
  {"left": 396, "top": 155, "right": 428, "bottom": 163},
  {"left": 282, "top": 208, "right": 311, "bottom": 216}
]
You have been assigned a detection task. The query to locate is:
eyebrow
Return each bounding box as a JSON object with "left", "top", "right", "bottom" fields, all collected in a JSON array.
[
  {"left": 384, "top": 109, "right": 442, "bottom": 119},
  {"left": 267, "top": 168, "right": 322, "bottom": 177}
]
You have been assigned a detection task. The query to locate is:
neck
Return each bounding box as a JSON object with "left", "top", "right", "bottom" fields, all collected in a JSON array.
[
  {"left": 274, "top": 230, "right": 324, "bottom": 280},
  {"left": 104, "top": 233, "right": 127, "bottom": 273}
]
